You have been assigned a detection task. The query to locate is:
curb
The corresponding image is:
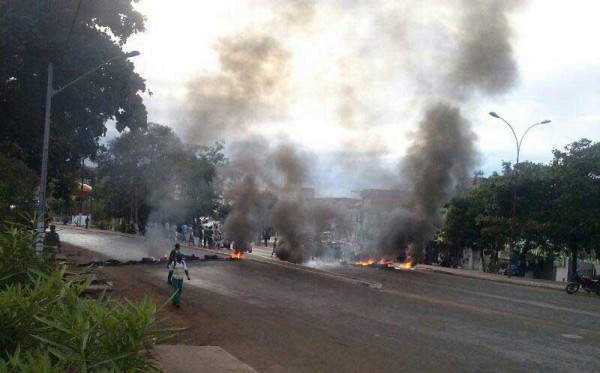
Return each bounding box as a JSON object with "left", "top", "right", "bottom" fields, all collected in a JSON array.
[{"left": 415, "top": 265, "right": 566, "bottom": 291}]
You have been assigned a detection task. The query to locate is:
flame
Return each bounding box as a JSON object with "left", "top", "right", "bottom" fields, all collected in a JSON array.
[
  {"left": 230, "top": 249, "right": 244, "bottom": 259},
  {"left": 378, "top": 257, "right": 393, "bottom": 267},
  {"left": 398, "top": 257, "right": 414, "bottom": 269},
  {"left": 356, "top": 258, "right": 374, "bottom": 266},
  {"left": 163, "top": 253, "right": 168, "bottom": 259}
]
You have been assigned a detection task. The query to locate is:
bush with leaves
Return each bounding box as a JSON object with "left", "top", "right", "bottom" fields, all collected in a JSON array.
[
  {"left": 0, "top": 227, "right": 178, "bottom": 372},
  {"left": 0, "top": 226, "right": 52, "bottom": 288}
]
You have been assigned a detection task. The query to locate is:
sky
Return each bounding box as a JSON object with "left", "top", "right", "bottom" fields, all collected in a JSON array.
[{"left": 120, "top": 0, "right": 600, "bottom": 196}]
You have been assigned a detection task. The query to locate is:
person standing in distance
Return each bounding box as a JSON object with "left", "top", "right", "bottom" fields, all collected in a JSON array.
[
  {"left": 166, "top": 244, "right": 181, "bottom": 279},
  {"left": 167, "top": 252, "right": 190, "bottom": 307},
  {"left": 44, "top": 224, "right": 61, "bottom": 259}
]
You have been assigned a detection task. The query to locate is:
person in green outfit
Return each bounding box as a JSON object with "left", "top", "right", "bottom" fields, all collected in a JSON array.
[
  {"left": 167, "top": 252, "right": 191, "bottom": 307},
  {"left": 167, "top": 243, "right": 181, "bottom": 267}
]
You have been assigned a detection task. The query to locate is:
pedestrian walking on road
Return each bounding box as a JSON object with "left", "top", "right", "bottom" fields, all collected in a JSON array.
[
  {"left": 85, "top": 216, "right": 89, "bottom": 229},
  {"left": 167, "top": 252, "right": 191, "bottom": 307},
  {"left": 171, "top": 224, "right": 178, "bottom": 242},
  {"left": 188, "top": 224, "right": 196, "bottom": 246},
  {"left": 182, "top": 223, "right": 189, "bottom": 243},
  {"left": 164, "top": 222, "right": 170, "bottom": 239},
  {"left": 167, "top": 243, "right": 181, "bottom": 268},
  {"left": 206, "top": 226, "right": 214, "bottom": 248},
  {"left": 202, "top": 225, "right": 209, "bottom": 247},
  {"left": 271, "top": 237, "right": 277, "bottom": 257}
]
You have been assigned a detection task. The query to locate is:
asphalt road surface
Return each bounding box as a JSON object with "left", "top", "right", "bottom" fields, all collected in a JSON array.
[{"left": 61, "top": 226, "right": 600, "bottom": 373}]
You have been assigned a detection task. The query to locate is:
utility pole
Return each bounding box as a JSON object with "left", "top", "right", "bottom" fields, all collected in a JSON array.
[
  {"left": 489, "top": 112, "right": 551, "bottom": 278},
  {"left": 79, "top": 157, "right": 85, "bottom": 224},
  {"left": 35, "top": 62, "right": 53, "bottom": 253},
  {"left": 35, "top": 51, "right": 140, "bottom": 252}
]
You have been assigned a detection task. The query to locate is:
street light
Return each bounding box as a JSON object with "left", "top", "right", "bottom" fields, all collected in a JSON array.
[
  {"left": 36, "top": 51, "right": 140, "bottom": 251},
  {"left": 489, "top": 112, "right": 551, "bottom": 278}
]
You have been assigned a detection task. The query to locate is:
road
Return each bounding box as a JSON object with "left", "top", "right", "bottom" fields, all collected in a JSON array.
[{"left": 61, "top": 226, "right": 600, "bottom": 373}]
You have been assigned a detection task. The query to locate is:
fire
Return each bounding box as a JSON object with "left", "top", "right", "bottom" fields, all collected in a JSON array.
[
  {"left": 378, "top": 258, "right": 393, "bottom": 267},
  {"left": 356, "top": 258, "right": 374, "bottom": 266},
  {"left": 230, "top": 249, "right": 244, "bottom": 259},
  {"left": 163, "top": 253, "right": 168, "bottom": 259},
  {"left": 398, "top": 257, "right": 414, "bottom": 269}
]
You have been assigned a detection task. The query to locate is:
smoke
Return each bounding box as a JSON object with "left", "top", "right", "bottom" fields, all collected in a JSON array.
[
  {"left": 223, "top": 175, "right": 261, "bottom": 251},
  {"left": 183, "top": 35, "right": 290, "bottom": 142},
  {"left": 183, "top": 1, "right": 316, "bottom": 143},
  {"left": 177, "top": 0, "right": 525, "bottom": 263},
  {"left": 379, "top": 0, "right": 523, "bottom": 261},
  {"left": 391, "top": 102, "right": 477, "bottom": 259},
  {"left": 449, "top": 0, "right": 521, "bottom": 98},
  {"left": 221, "top": 136, "right": 313, "bottom": 255}
]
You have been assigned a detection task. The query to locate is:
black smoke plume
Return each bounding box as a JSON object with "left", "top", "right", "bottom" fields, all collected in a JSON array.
[{"left": 381, "top": 0, "right": 523, "bottom": 261}]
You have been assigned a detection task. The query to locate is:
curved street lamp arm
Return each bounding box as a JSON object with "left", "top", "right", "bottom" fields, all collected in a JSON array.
[
  {"left": 495, "top": 115, "right": 520, "bottom": 155},
  {"left": 53, "top": 55, "right": 121, "bottom": 96},
  {"left": 53, "top": 54, "right": 123, "bottom": 96},
  {"left": 519, "top": 121, "right": 545, "bottom": 149}
]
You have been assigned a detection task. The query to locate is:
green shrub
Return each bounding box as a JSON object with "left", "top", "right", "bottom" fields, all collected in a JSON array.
[
  {"left": 0, "top": 226, "right": 52, "bottom": 288},
  {"left": 0, "top": 268, "right": 87, "bottom": 359},
  {"left": 0, "top": 269, "right": 175, "bottom": 372},
  {"left": 0, "top": 155, "right": 38, "bottom": 225},
  {"left": 94, "top": 219, "right": 111, "bottom": 231},
  {"left": 0, "top": 348, "right": 64, "bottom": 373},
  {"left": 0, "top": 226, "right": 178, "bottom": 372}
]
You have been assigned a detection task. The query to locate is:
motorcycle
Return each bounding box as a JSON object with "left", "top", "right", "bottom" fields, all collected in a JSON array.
[{"left": 565, "top": 274, "right": 600, "bottom": 295}]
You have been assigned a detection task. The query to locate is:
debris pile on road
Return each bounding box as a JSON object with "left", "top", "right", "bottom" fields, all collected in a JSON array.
[{"left": 79, "top": 254, "right": 204, "bottom": 267}]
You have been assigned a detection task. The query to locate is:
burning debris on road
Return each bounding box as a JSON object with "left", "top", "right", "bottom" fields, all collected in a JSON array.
[
  {"left": 230, "top": 249, "right": 244, "bottom": 260},
  {"left": 353, "top": 256, "right": 414, "bottom": 270}
]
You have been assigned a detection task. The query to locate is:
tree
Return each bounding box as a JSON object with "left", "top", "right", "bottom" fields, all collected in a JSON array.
[
  {"left": 442, "top": 164, "right": 553, "bottom": 273},
  {"left": 442, "top": 139, "right": 599, "bottom": 278},
  {"left": 0, "top": 154, "right": 38, "bottom": 224},
  {"left": 0, "top": 0, "right": 147, "bottom": 201},
  {"left": 550, "top": 139, "right": 600, "bottom": 275},
  {"left": 96, "top": 124, "right": 223, "bottom": 230}
]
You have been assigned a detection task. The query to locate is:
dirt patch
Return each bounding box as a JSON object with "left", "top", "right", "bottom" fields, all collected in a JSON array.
[{"left": 60, "top": 243, "right": 225, "bottom": 346}]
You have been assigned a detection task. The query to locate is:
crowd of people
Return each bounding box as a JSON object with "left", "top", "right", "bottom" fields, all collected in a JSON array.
[{"left": 145, "top": 221, "right": 231, "bottom": 250}]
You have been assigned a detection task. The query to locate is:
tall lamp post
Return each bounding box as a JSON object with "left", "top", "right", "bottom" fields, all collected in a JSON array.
[
  {"left": 489, "top": 112, "right": 551, "bottom": 278},
  {"left": 36, "top": 51, "right": 140, "bottom": 251}
]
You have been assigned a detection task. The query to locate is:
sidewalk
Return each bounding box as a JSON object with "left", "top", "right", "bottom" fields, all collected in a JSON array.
[
  {"left": 415, "top": 264, "right": 566, "bottom": 291},
  {"left": 154, "top": 345, "right": 257, "bottom": 373}
]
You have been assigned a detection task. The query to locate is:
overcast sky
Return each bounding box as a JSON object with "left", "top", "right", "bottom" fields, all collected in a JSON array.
[{"left": 121, "top": 0, "right": 600, "bottom": 196}]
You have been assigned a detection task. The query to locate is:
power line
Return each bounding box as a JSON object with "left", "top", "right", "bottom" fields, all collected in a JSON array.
[{"left": 61, "top": 0, "right": 83, "bottom": 59}]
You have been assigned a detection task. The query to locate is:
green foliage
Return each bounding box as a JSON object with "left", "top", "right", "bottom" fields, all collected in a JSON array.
[
  {"left": 0, "top": 226, "right": 52, "bottom": 288},
  {"left": 0, "top": 226, "right": 178, "bottom": 372},
  {"left": 0, "top": 348, "right": 64, "bottom": 373},
  {"left": 0, "top": 155, "right": 38, "bottom": 224},
  {"left": 551, "top": 140, "right": 600, "bottom": 251},
  {"left": 0, "top": 269, "right": 172, "bottom": 371},
  {"left": 96, "top": 123, "right": 224, "bottom": 228},
  {"left": 0, "top": 268, "right": 78, "bottom": 357},
  {"left": 0, "top": 0, "right": 147, "bottom": 202},
  {"left": 441, "top": 139, "right": 600, "bottom": 274}
]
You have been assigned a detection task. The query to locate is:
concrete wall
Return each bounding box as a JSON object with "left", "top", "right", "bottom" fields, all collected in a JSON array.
[{"left": 461, "top": 248, "right": 482, "bottom": 270}]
